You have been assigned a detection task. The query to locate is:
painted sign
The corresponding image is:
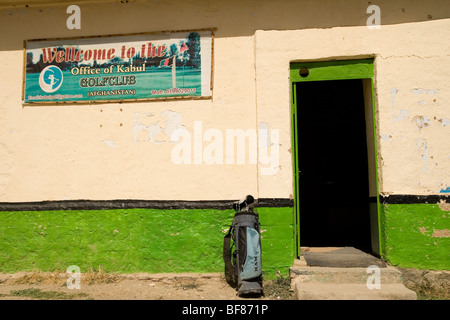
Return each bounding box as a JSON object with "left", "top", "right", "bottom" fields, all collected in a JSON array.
[{"left": 23, "top": 30, "right": 213, "bottom": 103}]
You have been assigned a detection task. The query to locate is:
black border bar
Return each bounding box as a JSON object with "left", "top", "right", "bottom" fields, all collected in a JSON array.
[
  {"left": 0, "top": 198, "right": 294, "bottom": 211},
  {"left": 380, "top": 194, "right": 448, "bottom": 204},
  {"left": 0, "top": 194, "right": 448, "bottom": 211}
]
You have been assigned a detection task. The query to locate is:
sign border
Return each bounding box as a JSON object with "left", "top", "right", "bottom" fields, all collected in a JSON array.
[{"left": 22, "top": 28, "right": 215, "bottom": 105}]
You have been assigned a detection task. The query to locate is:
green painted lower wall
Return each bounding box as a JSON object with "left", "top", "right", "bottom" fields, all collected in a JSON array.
[
  {"left": 381, "top": 203, "right": 450, "bottom": 270},
  {"left": 0, "top": 207, "right": 294, "bottom": 278},
  {"left": 2, "top": 201, "right": 448, "bottom": 273}
]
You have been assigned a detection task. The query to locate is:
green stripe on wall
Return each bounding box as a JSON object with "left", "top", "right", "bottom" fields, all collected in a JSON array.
[
  {"left": 381, "top": 203, "right": 450, "bottom": 270},
  {"left": 257, "top": 207, "right": 295, "bottom": 277},
  {"left": 0, "top": 207, "right": 294, "bottom": 278}
]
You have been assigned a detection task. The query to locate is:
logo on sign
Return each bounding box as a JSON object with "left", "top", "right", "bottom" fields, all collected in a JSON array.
[{"left": 39, "top": 65, "right": 63, "bottom": 93}]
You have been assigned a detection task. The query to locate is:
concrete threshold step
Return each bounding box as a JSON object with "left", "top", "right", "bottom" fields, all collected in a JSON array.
[
  {"left": 295, "top": 283, "right": 417, "bottom": 300},
  {"left": 290, "top": 259, "right": 417, "bottom": 300},
  {"left": 290, "top": 265, "right": 404, "bottom": 284},
  {"left": 301, "top": 247, "right": 387, "bottom": 268}
]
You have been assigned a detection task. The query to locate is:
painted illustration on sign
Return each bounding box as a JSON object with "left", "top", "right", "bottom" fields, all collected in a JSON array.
[{"left": 23, "top": 30, "right": 213, "bottom": 103}]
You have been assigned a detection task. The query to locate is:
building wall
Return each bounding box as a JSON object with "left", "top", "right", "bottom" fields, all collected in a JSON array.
[
  {"left": 381, "top": 201, "right": 449, "bottom": 270},
  {"left": 0, "top": 0, "right": 449, "bottom": 272},
  {"left": 0, "top": 207, "right": 294, "bottom": 275}
]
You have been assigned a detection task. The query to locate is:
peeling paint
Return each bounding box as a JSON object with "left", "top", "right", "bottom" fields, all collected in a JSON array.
[
  {"left": 132, "top": 113, "right": 161, "bottom": 143},
  {"left": 103, "top": 139, "right": 118, "bottom": 148},
  {"left": 133, "top": 110, "right": 184, "bottom": 143},
  {"left": 411, "top": 88, "right": 439, "bottom": 95},
  {"left": 432, "top": 229, "right": 450, "bottom": 238},
  {"left": 390, "top": 87, "right": 398, "bottom": 102},
  {"left": 390, "top": 87, "right": 410, "bottom": 122},
  {"left": 438, "top": 118, "right": 450, "bottom": 127},
  {"left": 412, "top": 115, "right": 431, "bottom": 131},
  {"left": 161, "top": 110, "right": 184, "bottom": 141},
  {"left": 393, "top": 110, "right": 410, "bottom": 122}
]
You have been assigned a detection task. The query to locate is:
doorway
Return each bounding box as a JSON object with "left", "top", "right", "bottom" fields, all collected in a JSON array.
[
  {"left": 297, "top": 79, "right": 371, "bottom": 251},
  {"left": 290, "top": 60, "right": 380, "bottom": 256}
]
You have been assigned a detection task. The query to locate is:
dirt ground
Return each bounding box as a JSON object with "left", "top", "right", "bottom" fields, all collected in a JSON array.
[{"left": 0, "top": 271, "right": 295, "bottom": 300}]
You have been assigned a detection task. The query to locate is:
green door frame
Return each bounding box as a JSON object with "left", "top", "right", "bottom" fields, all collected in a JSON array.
[{"left": 289, "top": 59, "right": 381, "bottom": 257}]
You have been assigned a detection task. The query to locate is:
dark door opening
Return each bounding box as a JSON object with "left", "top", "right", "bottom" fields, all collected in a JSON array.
[{"left": 296, "top": 79, "right": 372, "bottom": 253}]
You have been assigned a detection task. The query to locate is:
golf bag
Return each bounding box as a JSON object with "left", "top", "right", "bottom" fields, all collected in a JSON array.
[{"left": 223, "top": 195, "right": 263, "bottom": 296}]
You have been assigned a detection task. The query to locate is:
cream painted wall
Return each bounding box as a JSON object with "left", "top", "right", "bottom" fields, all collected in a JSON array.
[
  {"left": 0, "top": 0, "right": 449, "bottom": 202},
  {"left": 255, "top": 18, "right": 450, "bottom": 197}
]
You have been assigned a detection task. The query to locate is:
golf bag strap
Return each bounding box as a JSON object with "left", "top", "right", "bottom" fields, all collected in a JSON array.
[{"left": 223, "top": 226, "right": 236, "bottom": 285}]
